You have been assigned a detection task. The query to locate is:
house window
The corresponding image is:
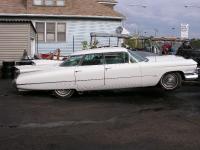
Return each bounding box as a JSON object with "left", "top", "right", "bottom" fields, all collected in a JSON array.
[
  {"left": 57, "top": 0, "right": 65, "bottom": 6},
  {"left": 45, "top": 0, "right": 54, "bottom": 6},
  {"left": 33, "top": 0, "right": 65, "bottom": 6},
  {"left": 57, "top": 23, "right": 66, "bottom": 42},
  {"left": 46, "top": 23, "right": 56, "bottom": 42},
  {"left": 33, "top": 0, "right": 43, "bottom": 5},
  {"left": 36, "top": 22, "right": 66, "bottom": 43},
  {"left": 36, "top": 22, "right": 45, "bottom": 42}
]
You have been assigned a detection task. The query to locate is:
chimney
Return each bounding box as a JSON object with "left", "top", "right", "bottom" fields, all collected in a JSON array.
[{"left": 97, "top": 0, "right": 118, "bottom": 9}]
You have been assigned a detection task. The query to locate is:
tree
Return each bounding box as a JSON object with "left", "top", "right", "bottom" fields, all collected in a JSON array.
[{"left": 190, "top": 39, "right": 200, "bottom": 49}]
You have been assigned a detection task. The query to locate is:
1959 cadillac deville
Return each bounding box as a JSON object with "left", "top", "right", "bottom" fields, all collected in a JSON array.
[{"left": 14, "top": 47, "right": 198, "bottom": 99}]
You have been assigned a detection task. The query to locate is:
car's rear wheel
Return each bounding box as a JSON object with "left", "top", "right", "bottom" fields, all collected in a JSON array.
[
  {"left": 53, "top": 89, "right": 75, "bottom": 99},
  {"left": 160, "top": 72, "right": 182, "bottom": 90}
]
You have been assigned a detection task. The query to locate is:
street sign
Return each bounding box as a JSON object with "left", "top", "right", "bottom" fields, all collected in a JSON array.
[{"left": 181, "top": 24, "right": 189, "bottom": 39}]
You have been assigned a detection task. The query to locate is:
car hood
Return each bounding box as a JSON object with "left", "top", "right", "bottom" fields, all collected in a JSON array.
[{"left": 146, "top": 55, "right": 197, "bottom": 65}]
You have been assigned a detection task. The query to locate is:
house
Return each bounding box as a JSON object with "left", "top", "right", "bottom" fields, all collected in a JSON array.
[{"left": 0, "top": 0, "right": 124, "bottom": 62}]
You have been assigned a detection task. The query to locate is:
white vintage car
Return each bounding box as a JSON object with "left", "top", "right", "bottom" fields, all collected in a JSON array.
[{"left": 14, "top": 47, "right": 198, "bottom": 99}]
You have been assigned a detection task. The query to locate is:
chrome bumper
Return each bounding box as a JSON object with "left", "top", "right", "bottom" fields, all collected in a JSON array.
[{"left": 184, "top": 73, "right": 198, "bottom": 80}]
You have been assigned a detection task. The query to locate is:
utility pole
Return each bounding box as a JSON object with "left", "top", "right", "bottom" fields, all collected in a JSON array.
[
  {"left": 129, "top": 4, "right": 147, "bottom": 8},
  {"left": 185, "top": 5, "right": 200, "bottom": 8},
  {"left": 154, "top": 28, "right": 158, "bottom": 37}
]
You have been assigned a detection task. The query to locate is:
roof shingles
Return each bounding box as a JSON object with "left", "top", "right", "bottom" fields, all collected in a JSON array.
[{"left": 0, "top": 0, "right": 123, "bottom": 19}]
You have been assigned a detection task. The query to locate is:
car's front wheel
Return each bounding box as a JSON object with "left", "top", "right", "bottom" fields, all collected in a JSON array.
[
  {"left": 160, "top": 72, "right": 182, "bottom": 90},
  {"left": 53, "top": 89, "right": 75, "bottom": 99}
]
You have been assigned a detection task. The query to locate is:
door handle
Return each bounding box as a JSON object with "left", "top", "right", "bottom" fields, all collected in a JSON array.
[
  {"left": 75, "top": 70, "right": 82, "bottom": 73},
  {"left": 105, "top": 67, "right": 111, "bottom": 70}
]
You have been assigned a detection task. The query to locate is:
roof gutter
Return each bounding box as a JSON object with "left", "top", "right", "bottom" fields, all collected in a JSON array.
[
  {"left": 0, "top": 13, "right": 124, "bottom": 20},
  {"left": 0, "top": 19, "right": 37, "bottom": 33}
]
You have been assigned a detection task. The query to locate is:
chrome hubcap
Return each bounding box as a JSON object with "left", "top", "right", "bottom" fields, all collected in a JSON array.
[
  {"left": 54, "top": 89, "right": 72, "bottom": 97},
  {"left": 162, "top": 74, "right": 178, "bottom": 90}
]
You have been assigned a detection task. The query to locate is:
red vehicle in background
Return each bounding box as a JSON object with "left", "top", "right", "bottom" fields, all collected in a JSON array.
[{"left": 162, "top": 43, "right": 172, "bottom": 55}]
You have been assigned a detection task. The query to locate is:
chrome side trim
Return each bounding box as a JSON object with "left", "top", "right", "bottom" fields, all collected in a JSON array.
[{"left": 17, "top": 80, "right": 75, "bottom": 86}]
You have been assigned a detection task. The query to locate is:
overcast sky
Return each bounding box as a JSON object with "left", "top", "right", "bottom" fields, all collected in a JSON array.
[{"left": 115, "top": 0, "right": 200, "bottom": 38}]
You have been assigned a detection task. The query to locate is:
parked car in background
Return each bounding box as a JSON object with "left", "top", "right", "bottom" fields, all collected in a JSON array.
[
  {"left": 176, "top": 41, "right": 200, "bottom": 66},
  {"left": 14, "top": 47, "right": 198, "bottom": 99},
  {"left": 130, "top": 50, "right": 159, "bottom": 57}
]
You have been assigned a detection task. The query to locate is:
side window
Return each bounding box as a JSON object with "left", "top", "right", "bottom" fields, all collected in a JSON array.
[
  {"left": 60, "top": 55, "right": 83, "bottom": 67},
  {"left": 104, "top": 52, "right": 129, "bottom": 64},
  {"left": 81, "top": 53, "right": 104, "bottom": 66}
]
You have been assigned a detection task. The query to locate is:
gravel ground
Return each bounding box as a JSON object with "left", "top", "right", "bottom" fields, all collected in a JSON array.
[{"left": 0, "top": 79, "right": 200, "bottom": 150}]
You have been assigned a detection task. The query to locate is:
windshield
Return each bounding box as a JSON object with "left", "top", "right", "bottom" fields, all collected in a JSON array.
[
  {"left": 128, "top": 50, "right": 148, "bottom": 62},
  {"left": 132, "top": 51, "right": 158, "bottom": 57},
  {"left": 60, "top": 55, "right": 83, "bottom": 67}
]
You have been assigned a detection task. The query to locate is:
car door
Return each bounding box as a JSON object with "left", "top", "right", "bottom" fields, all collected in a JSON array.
[
  {"left": 104, "top": 52, "right": 142, "bottom": 89},
  {"left": 75, "top": 53, "right": 105, "bottom": 91}
]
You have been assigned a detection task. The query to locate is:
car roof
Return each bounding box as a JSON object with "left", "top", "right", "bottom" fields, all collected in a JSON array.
[{"left": 71, "top": 47, "right": 128, "bottom": 56}]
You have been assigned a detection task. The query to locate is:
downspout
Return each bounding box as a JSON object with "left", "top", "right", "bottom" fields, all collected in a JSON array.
[{"left": 36, "top": 33, "right": 39, "bottom": 55}]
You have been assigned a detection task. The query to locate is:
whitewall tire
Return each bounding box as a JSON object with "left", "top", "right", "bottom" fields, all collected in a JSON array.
[
  {"left": 160, "top": 72, "right": 182, "bottom": 90},
  {"left": 53, "top": 89, "right": 75, "bottom": 99}
]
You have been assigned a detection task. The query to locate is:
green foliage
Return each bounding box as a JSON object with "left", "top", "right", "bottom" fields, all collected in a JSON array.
[
  {"left": 82, "top": 40, "right": 99, "bottom": 50},
  {"left": 190, "top": 39, "right": 200, "bottom": 49},
  {"left": 91, "top": 40, "right": 99, "bottom": 49},
  {"left": 122, "top": 38, "right": 145, "bottom": 49},
  {"left": 81, "top": 41, "right": 89, "bottom": 50}
]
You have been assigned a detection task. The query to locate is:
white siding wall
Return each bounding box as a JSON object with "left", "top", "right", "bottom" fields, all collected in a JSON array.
[{"left": 33, "top": 20, "right": 122, "bottom": 56}]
